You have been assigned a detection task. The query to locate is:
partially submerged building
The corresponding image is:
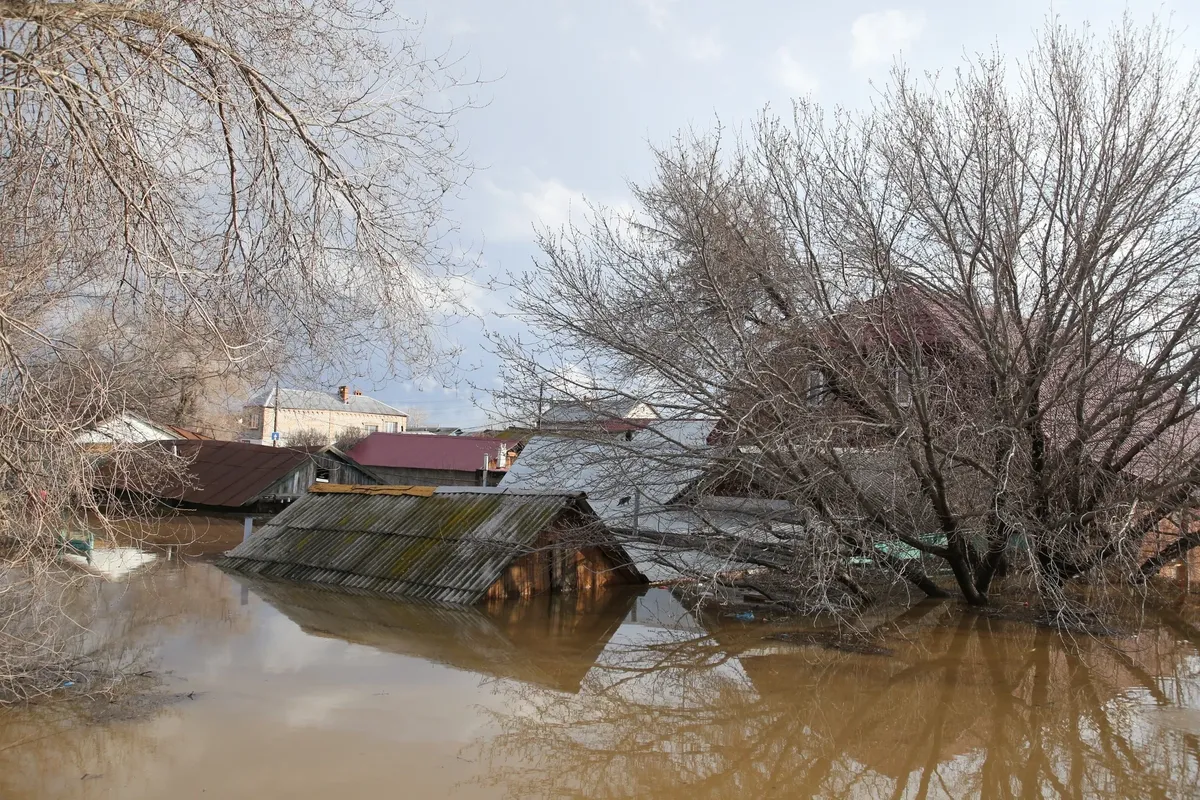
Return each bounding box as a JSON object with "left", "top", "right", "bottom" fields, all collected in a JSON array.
[
  {"left": 110, "top": 439, "right": 381, "bottom": 513},
  {"left": 498, "top": 421, "right": 800, "bottom": 583},
  {"left": 218, "top": 485, "right": 645, "bottom": 604}
]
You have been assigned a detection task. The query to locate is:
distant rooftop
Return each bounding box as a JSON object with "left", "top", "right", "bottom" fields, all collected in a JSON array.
[
  {"left": 249, "top": 387, "right": 406, "bottom": 417},
  {"left": 540, "top": 396, "right": 657, "bottom": 425},
  {"left": 408, "top": 426, "right": 464, "bottom": 436},
  {"left": 348, "top": 432, "right": 520, "bottom": 472}
]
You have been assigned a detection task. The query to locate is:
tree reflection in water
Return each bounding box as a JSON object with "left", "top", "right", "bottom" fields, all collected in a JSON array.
[{"left": 470, "top": 603, "right": 1200, "bottom": 799}]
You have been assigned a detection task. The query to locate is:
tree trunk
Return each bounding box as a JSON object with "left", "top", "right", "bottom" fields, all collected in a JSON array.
[{"left": 1134, "top": 533, "right": 1200, "bottom": 582}]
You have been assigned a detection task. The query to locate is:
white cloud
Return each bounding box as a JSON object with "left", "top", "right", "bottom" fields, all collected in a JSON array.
[
  {"left": 636, "top": 0, "right": 677, "bottom": 29},
  {"left": 772, "top": 46, "right": 819, "bottom": 95},
  {"left": 679, "top": 32, "right": 724, "bottom": 62},
  {"left": 850, "top": 10, "right": 926, "bottom": 70},
  {"left": 481, "top": 173, "right": 588, "bottom": 242}
]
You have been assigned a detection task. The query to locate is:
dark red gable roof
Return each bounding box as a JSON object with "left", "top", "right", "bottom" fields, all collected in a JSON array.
[
  {"left": 135, "top": 440, "right": 316, "bottom": 508},
  {"left": 348, "top": 433, "right": 518, "bottom": 472}
]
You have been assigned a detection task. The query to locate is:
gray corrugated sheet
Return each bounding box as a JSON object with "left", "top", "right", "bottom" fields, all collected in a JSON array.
[
  {"left": 500, "top": 421, "right": 716, "bottom": 521},
  {"left": 217, "top": 487, "right": 594, "bottom": 604},
  {"left": 250, "top": 387, "right": 406, "bottom": 417}
]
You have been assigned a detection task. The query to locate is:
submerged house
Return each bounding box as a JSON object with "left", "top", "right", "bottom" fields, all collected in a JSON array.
[
  {"left": 499, "top": 421, "right": 803, "bottom": 583},
  {"left": 109, "top": 439, "right": 381, "bottom": 513},
  {"left": 218, "top": 484, "right": 645, "bottom": 604}
]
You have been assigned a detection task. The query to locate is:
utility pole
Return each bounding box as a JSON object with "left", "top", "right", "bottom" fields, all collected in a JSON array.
[
  {"left": 535, "top": 381, "right": 544, "bottom": 430},
  {"left": 272, "top": 380, "right": 280, "bottom": 447}
]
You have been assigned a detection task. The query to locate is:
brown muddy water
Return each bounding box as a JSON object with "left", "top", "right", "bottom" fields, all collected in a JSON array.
[{"left": 1, "top": 559, "right": 1199, "bottom": 799}]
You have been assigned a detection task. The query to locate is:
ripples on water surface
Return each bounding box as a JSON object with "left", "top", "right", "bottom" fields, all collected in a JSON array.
[{"left": 0, "top": 559, "right": 1197, "bottom": 799}]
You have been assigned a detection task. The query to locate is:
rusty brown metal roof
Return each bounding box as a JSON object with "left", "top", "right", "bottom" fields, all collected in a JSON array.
[
  {"left": 217, "top": 487, "right": 620, "bottom": 604},
  {"left": 121, "top": 440, "right": 317, "bottom": 508}
]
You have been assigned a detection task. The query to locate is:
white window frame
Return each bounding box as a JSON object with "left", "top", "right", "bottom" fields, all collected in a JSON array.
[
  {"left": 384, "top": 421, "right": 398, "bottom": 433},
  {"left": 364, "top": 424, "right": 378, "bottom": 434},
  {"left": 891, "top": 366, "right": 913, "bottom": 408}
]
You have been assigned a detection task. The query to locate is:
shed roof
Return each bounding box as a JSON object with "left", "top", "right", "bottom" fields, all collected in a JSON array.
[
  {"left": 347, "top": 432, "right": 519, "bottom": 472},
  {"left": 218, "top": 486, "right": 624, "bottom": 604},
  {"left": 125, "top": 439, "right": 322, "bottom": 508},
  {"left": 78, "top": 413, "right": 194, "bottom": 445},
  {"left": 249, "top": 387, "right": 406, "bottom": 417}
]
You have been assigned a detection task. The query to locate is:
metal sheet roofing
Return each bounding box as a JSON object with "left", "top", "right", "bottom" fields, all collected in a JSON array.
[
  {"left": 499, "top": 420, "right": 716, "bottom": 521},
  {"left": 249, "top": 387, "right": 406, "bottom": 417},
  {"left": 218, "top": 487, "right": 597, "bottom": 604},
  {"left": 347, "top": 432, "right": 519, "bottom": 472},
  {"left": 116, "top": 440, "right": 317, "bottom": 508}
]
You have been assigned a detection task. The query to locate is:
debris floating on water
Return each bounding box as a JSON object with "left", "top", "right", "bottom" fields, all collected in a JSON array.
[{"left": 62, "top": 547, "right": 158, "bottom": 580}]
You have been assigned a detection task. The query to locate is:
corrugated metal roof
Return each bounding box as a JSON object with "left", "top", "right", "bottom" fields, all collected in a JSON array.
[
  {"left": 347, "top": 432, "right": 519, "bottom": 472},
  {"left": 218, "top": 487, "right": 605, "bottom": 604},
  {"left": 249, "top": 387, "right": 406, "bottom": 417},
  {"left": 118, "top": 440, "right": 315, "bottom": 508},
  {"left": 500, "top": 421, "right": 716, "bottom": 521}
]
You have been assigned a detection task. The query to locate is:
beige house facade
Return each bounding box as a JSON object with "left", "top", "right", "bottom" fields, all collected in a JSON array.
[{"left": 241, "top": 386, "right": 407, "bottom": 446}]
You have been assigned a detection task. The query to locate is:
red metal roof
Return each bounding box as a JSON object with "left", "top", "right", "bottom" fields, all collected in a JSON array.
[{"left": 348, "top": 433, "right": 519, "bottom": 472}]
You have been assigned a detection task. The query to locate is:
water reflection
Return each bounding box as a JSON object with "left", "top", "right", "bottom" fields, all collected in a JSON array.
[
  {"left": 471, "top": 603, "right": 1200, "bottom": 799},
  {"left": 239, "top": 577, "right": 640, "bottom": 693},
  {"left": 0, "top": 563, "right": 1197, "bottom": 799}
]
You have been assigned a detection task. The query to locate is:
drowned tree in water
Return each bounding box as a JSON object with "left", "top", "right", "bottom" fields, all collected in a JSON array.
[{"left": 494, "top": 18, "right": 1200, "bottom": 613}]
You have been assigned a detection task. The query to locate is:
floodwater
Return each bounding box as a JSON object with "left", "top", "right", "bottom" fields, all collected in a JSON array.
[{"left": 1, "top": 559, "right": 1199, "bottom": 799}]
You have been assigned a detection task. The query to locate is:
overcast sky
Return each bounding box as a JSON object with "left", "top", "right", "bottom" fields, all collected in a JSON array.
[{"left": 372, "top": 0, "right": 1199, "bottom": 427}]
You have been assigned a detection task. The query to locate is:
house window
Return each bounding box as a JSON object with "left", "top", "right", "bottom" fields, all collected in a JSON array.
[
  {"left": 805, "top": 368, "right": 831, "bottom": 406},
  {"left": 385, "top": 421, "right": 398, "bottom": 433},
  {"left": 364, "top": 425, "right": 378, "bottom": 434},
  {"left": 315, "top": 466, "right": 331, "bottom": 483},
  {"left": 891, "top": 366, "right": 913, "bottom": 407}
]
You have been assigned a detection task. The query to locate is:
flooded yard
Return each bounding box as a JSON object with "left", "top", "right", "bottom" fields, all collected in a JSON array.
[{"left": 1, "top": 555, "right": 1198, "bottom": 798}]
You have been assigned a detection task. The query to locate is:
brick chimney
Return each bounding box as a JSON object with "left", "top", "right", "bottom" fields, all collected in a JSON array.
[
  {"left": 338, "top": 385, "right": 349, "bottom": 403},
  {"left": 354, "top": 389, "right": 363, "bottom": 396}
]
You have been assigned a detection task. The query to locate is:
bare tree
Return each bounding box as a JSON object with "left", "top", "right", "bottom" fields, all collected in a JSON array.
[
  {"left": 284, "top": 428, "right": 331, "bottom": 448},
  {"left": 494, "top": 18, "right": 1200, "bottom": 612},
  {"left": 0, "top": 0, "right": 472, "bottom": 700},
  {"left": 332, "top": 428, "right": 367, "bottom": 452}
]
